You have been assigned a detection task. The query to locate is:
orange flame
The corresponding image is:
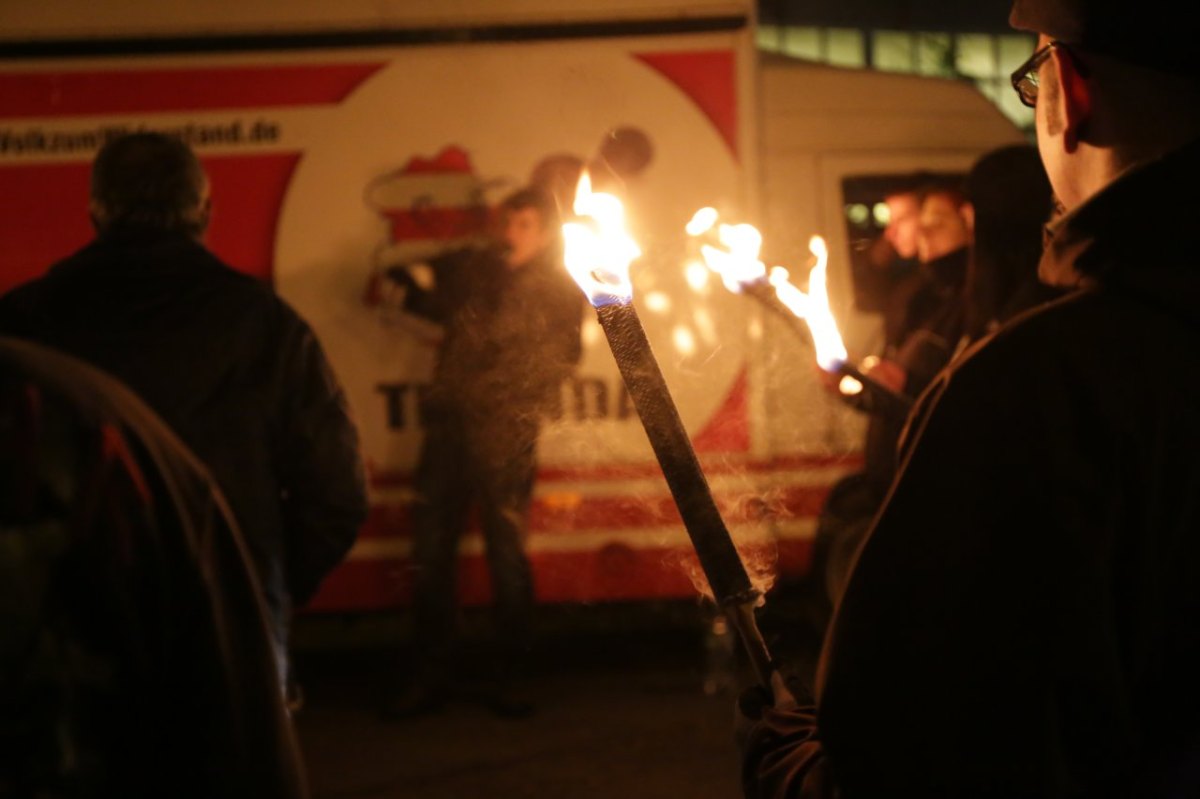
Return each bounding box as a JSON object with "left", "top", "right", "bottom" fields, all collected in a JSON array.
[
  {"left": 687, "top": 208, "right": 768, "bottom": 293},
  {"left": 562, "top": 171, "right": 640, "bottom": 307},
  {"left": 768, "top": 236, "right": 849, "bottom": 371},
  {"left": 689, "top": 210, "right": 852, "bottom": 375}
]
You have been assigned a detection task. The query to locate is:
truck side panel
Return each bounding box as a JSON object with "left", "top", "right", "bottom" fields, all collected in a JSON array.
[{"left": 1, "top": 21, "right": 853, "bottom": 611}]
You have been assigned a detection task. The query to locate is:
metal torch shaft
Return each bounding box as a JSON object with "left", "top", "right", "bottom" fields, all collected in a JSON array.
[
  {"left": 595, "top": 302, "right": 774, "bottom": 688},
  {"left": 742, "top": 282, "right": 913, "bottom": 417},
  {"left": 836, "top": 362, "right": 913, "bottom": 416},
  {"left": 743, "top": 281, "right": 811, "bottom": 341}
]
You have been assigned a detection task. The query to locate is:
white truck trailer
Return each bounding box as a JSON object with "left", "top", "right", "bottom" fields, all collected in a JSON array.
[{"left": 0, "top": 0, "right": 1024, "bottom": 610}]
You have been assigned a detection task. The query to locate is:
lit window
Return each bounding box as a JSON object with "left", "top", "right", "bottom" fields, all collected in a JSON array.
[
  {"left": 845, "top": 203, "right": 870, "bottom": 226},
  {"left": 996, "top": 87, "right": 1036, "bottom": 130},
  {"left": 956, "top": 33, "right": 997, "bottom": 78},
  {"left": 827, "top": 29, "right": 866, "bottom": 68},
  {"left": 872, "top": 30, "right": 915, "bottom": 73},
  {"left": 757, "top": 25, "right": 782, "bottom": 53},
  {"left": 999, "top": 35, "right": 1038, "bottom": 74},
  {"left": 783, "top": 27, "right": 823, "bottom": 61},
  {"left": 916, "top": 32, "right": 954, "bottom": 76},
  {"left": 975, "top": 80, "right": 1002, "bottom": 103}
]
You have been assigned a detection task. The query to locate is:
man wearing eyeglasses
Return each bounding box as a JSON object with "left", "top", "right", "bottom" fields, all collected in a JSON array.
[{"left": 738, "top": 2, "right": 1200, "bottom": 796}]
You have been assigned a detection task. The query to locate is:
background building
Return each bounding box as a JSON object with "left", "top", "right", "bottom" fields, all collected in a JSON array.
[{"left": 757, "top": 0, "right": 1034, "bottom": 130}]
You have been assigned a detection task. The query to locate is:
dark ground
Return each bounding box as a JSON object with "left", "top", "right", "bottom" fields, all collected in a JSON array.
[{"left": 290, "top": 593, "right": 824, "bottom": 799}]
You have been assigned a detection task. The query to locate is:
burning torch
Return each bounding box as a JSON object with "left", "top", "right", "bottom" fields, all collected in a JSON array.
[
  {"left": 686, "top": 208, "right": 912, "bottom": 417},
  {"left": 563, "top": 174, "right": 775, "bottom": 690}
]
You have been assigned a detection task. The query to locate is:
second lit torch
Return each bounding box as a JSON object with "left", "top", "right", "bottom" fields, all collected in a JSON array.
[{"left": 687, "top": 208, "right": 912, "bottom": 415}]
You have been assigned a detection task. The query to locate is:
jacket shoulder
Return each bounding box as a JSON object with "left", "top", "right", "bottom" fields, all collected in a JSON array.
[
  {"left": 189, "top": 248, "right": 309, "bottom": 324},
  {"left": 944, "top": 289, "right": 1099, "bottom": 380}
]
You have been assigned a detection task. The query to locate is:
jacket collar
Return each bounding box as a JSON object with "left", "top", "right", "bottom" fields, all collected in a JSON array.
[{"left": 1040, "top": 138, "right": 1200, "bottom": 289}]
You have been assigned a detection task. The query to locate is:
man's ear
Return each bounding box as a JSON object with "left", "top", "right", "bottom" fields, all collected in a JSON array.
[
  {"left": 1052, "top": 48, "right": 1092, "bottom": 152},
  {"left": 87, "top": 200, "right": 106, "bottom": 233},
  {"left": 189, "top": 195, "right": 213, "bottom": 238},
  {"left": 960, "top": 202, "right": 976, "bottom": 235},
  {"left": 198, "top": 195, "right": 212, "bottom": 230}
]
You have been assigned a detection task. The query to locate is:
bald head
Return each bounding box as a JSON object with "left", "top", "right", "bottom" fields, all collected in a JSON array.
[{"left": 90, "top": 133, "right": 210, "bottom": 239}]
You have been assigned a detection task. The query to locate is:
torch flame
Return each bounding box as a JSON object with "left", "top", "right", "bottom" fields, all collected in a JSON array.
[
  {"left": 686, "top": 206, "right": 719, "bottom": 237},
  {"left": 689, "top": 208, "right": 852, "bottom": 375},
  {"left": 562, "top": 171, "right": 640, "bottom": 307},
  {"left": 769, "top": 236, "right": 848, "bottom": 371},
  {"left": 698, "top": 225, "right": 769, "bottom": 293}
]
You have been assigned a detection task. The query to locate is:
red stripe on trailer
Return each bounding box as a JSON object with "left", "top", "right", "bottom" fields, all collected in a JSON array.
[
  {"left": 366, "top": 451, "right": 863, "bottom": 488},
  {"left": 308, "top": 537, "right": 816, "bottom": 611},
  {"left": 355, "top": 483, "right": 831, "bottom": 540},
  {"left": 0, "top": 63, "right": 385, "bottom": 119}
]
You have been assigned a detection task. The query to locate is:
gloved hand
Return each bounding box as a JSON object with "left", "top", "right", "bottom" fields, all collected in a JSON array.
[
  {"left": 734, "top": 669, "right": 809, "bottom": 752},
  {"left": 384, "top": 265, "right": 421, "bottom": 291},
  {"left": 735, "top": 672, "right": 829, "bottom": 798}
]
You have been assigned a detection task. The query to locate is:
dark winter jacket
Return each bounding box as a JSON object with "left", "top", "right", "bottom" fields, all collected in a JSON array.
[
  {"left": 743, "top": 140, "right": 1200, "bottom": 797},
  {"left": 394, "top": 245, "right": 583, "bottom": 422},
  {"left": 860, "top": 245, "right": 969, "bottom": 492},
  {"left": 1, "top": 337, "right": 306, "bottom": 798},
  {"left": 0, "top": 229, "right": 368, "bottom": 642}
]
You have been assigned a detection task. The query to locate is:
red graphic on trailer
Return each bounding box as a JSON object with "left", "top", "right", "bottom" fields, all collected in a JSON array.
[
  {"left": 0, "top": 61, "right": 385, "bottom": 292},
  {"left": 361, "top": 145, "right": 490, "bottom": 327}
]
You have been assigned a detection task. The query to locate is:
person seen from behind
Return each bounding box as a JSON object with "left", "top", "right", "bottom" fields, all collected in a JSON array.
[
  {"left": 738, "top": 0, "right": 1200, "bottom": 795},
  {"left": 0, "top": 132, "right": 369, "bottom": 694}
]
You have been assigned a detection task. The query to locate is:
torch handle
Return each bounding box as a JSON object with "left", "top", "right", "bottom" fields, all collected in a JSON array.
[
  {"left": 836, "top": 362, "right": 914, "bottom": 417},
  {"left": 744, "top": 283, "right": 812, "bottom": 343},
  {"left": 725, "top": 599, "right": 776, "bottom": 690},
  {"left": 596, "top": 303, "right": 756, "bottom": 605},
  {"left": 743, "top": 283, "right": 914, "bottom": 417},
  {"left": 596, "top": 301, "right": 776, "bottom": 690}
]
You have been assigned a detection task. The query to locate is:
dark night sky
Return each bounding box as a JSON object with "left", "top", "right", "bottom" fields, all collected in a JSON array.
[{"left": 760, "top": 0, "right": 1015, "bottom": 34}]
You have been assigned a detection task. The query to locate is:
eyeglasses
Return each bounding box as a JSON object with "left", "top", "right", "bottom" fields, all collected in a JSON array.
[{"left": 1010, "top": 41, "right": 1063, "bottom": 108}]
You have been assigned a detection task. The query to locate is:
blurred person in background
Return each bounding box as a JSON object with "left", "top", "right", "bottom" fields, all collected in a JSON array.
[
  {"left": 959, "top": 143, "right": 1063, "bottom": 348},
  {"left": 847, "top": 182, "right": 924, "bottom": 347},
  {"left": 815, "top": 149, "right": 1062, "bottom": 607},
  {"left": 864, "top": 182, "right": 974, "bottom": 395},
  {"left": 381, "top": 187, "right": 582, "bottom": 720},
  {"left": 811, "top": 180, "right": 973, "bottom": 606}
]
